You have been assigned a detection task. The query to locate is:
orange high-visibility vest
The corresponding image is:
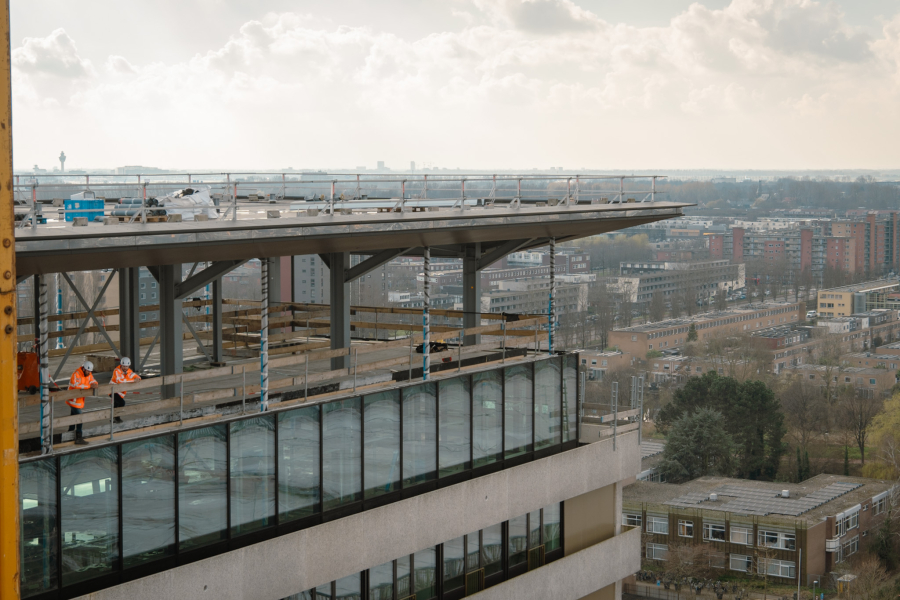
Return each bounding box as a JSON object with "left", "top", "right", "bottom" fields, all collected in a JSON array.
[
  {"left": 110, "top": 365, "right": 140, "bottom": 397},
  {"left": 67, "top": 368, "right": 97, "bottom": 409}
]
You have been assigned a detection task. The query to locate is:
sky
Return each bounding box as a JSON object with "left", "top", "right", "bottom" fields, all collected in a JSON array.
[{"left": 10, "top": 0, "right": 900, "bottom": 171}]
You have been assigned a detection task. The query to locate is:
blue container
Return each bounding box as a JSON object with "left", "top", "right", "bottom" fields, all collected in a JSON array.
[{"left": 64, "top": 199, "right": 104, "bottom": 222}]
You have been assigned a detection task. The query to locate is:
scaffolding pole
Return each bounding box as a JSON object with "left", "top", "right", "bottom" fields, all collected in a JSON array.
[
  {"left": 260, "top": 257, "right": 269, "bottom": 411},
  {"left": 39, "top": 275, "right": 50, "bottom": 454},
  {"left": 423, "top": 247, "right": 431, "bottom": 381},
  {"left": 549, "top": 237, "right": 556, "bottom": 354}
]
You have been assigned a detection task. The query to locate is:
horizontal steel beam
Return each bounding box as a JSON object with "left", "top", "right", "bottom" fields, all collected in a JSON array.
[{"left": 345, "top": 247, "right": 415, "bottom": 283}]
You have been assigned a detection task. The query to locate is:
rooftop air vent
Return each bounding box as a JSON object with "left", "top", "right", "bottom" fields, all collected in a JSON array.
[
  {"left": 709, "top": 493, "right": 718, "bottom": 502},
  {"left": 782, "top": 490, "right": 790, "bottom": 498}
]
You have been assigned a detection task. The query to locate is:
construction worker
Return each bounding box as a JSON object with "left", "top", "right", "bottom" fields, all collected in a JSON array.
[
  {"left": 110, "top": 357, "right": 140, "bottom": 424},
  {"left": 67, "top": 360, "right": 98, "bottom": 445}
]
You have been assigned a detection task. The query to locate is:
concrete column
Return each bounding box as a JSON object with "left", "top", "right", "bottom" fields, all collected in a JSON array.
[
  {"left": 158, "top": 264, "right": 183, "bottom": 398},
  {"left": 211, "top": 277, "right": 224, "bottom": 364},
  {"left": 117, "top": 267, "right": 141, "bottom": 364},
  {"left": 463, "top": 242, "right": 482, "bottom": 346},
  {"left": 329, "top": 252, "right": 351, "bottom": 370}
]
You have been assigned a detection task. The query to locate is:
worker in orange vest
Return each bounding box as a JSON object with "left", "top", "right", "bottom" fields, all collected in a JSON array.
[
  {"left": 67, "top": 360, "right": 98, "bottom": 445},
  {"left": 110, "top": 357, "right": 140, "bottom": 424}
]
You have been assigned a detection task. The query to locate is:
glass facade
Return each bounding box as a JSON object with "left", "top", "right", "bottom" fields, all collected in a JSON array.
[
  {"left": 286, "top": 503, "right": 562, "bottom": 600},
  {"left": 19, "top": 357, "right": 577, "bottom": 598}
]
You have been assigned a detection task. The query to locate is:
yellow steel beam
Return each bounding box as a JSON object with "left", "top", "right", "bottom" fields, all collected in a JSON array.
[{"left": 0, "top": 1, "right": 17, "bottom": 597}]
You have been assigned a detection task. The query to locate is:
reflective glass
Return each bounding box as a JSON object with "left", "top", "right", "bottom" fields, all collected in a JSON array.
[
  {"left": 466, "top": 531, "right": 480, "bottom": 572},
  {"left": 529, "top": 510, "right": 542, "bottom": 547},
  {"left": 414, "top": 547, "right": 437, "bottom": 600},
  {"left": 335, "top": 573, "right": 361, "bottom": 600},
  {"left": 230, "top": 416, "right": 276, "bottom": 536},
  {"left": 443, "top": 536, "right": 465, "bottom": 592},
  {"left": 178, "top": 425, "right": 227, "bottom": 551},
  {"left": 508, "top": 514, "right": 527, "bottom": 567},
  {"left": 534, "top": 358, "right": 561, "bottom": 449},
  {"left": 60, "top": 447, "right": 118, "bottom": 586},
  {"left": 472, "top": 370, "right": 502, "bottom": 467},
  {"left": 285, "top": 592, "right": 314, "bottom": 600},
  {"left": 122, "top": 435, "right": 175, "bottom": 568},
  {"left": 439, "top": 377, "right": 470, "bottom": 477},
  {"left": 323, "top": 398, "right": 361, "bottom": 510},
  {"left": 504, "top": 364, "right": 533, "bottom": 458},
  {"left": 482, "top": 523, "right": 503, "bottom": 577},
  {"left": 403, "top": 383, "right": 436, "bottom": 486},
  {"left": 20, "top": 459, "right": 57, "bottom": 597},
  {"left": 368, "top": 559, "right": 393, "bottom": 600},
  {"left": 364, "top": 390, "right": 400, "bottom": 498},
  {"left": 563, "top": 355, "right": 578, "bottom": 443},
  {"left": 397, "top": 555, "right": 411, "bottom": 599},
  {"left": 278, "top": 406, "right": 320, "bottom": 521},
  {"left": 543, "top": 503, "right": 561, "bottom": 552},
  {"left": 315, "top": 583, "right": 332, "bottom": 599}
]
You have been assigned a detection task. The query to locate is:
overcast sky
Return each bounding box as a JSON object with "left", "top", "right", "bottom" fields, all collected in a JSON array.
[{"left": 10, "top": 0, "right": 900, "bottom": 171}]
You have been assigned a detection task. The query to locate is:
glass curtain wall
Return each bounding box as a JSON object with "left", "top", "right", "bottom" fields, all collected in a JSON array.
[
  {"left": 278, "top": 406, "right": 320, "bottom": 522},
  {"left": 20, "top": 460, "right": 58, "bottom": 596},
  {"left": 504, "top": 365, "right": 533, "bottom": 458},
  {"left": 178, "top": 425, "right": 228, "bottom": 551},
  {"left": 563, "top": 355, "right": 578, "bottom": 443},
  {"left": 364, "top": 390, "right": 400, "bottom": 498},
  {"left": 323, "top": 398, "right": 361, "bottom": 511},
  {"left": 122, "top": 436, "right": 176, "bottom": 568},
  {"left": 438, "top": 377, "right": 470, "bottom": 477},
  {"left": 403, "top": 383, "right": 437, "bottom": 486},
  {"left": 472, "top": 370, "right": 502, "bottom": 467},
  {"left": 534, "top": 359, "right": 561, "bottom": 450},
  {"left": 230, "top": 416, "right": 276, "bottom": 536}
]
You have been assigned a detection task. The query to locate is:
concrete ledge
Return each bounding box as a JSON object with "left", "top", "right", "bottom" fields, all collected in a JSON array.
[
  {"left": 76, "top": 431, "right": 640, "bottom": 600},
  {"left": 470, "top": 527, "right": 641, "bottom": 600}
]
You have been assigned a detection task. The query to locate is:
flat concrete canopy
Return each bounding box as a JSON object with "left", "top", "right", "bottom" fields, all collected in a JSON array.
[{"left": 15, "top": 201, "right": 687, "bottom": 275}]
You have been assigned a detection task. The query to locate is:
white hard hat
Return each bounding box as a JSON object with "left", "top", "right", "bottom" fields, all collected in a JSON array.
[
  {"left": 120, "top": 357, "right": 131, "bottom": 367},
  {"left": 83, "top": 361, "right": 94, "bottom": 372}
]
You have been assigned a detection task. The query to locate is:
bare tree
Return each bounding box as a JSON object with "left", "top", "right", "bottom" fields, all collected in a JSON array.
[
  {"left": 649, "top": 291, "right": 666, "bottom": 323},
  {"left": 837, "top": 386, "right": 883, "bottom": 465},
  {"left": 589, "top": 280, "right": 617, "bottom": 349},
  {"left": 814, "top": 332, "right": 846, "bottom": 404},
  {"left": 618, "top": 281, "right": 635, "bottom": 328},
  {"left": 779, "top": 376, "right": 826, "bottom": 449}
]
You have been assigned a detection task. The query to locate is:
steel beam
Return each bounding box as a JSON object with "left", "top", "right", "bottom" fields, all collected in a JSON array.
[
  {"left": 158, "top": 264, "right": 183, "bottom": 398},
  {"left": 463, "top": 243, "right": 482, "bottom": 346},
  {"left": 345, "top": 247, "right": 413, "bottom": 283},
  {"left": 174, "top": 259, "right": 246, "bottom": 301},
  {"left": 117, "top": 267, "right": 141, "bottom": 365},
  {"left": 477, "top": 238, "right": 538, "bottom": 270},
  {"left": 329, "top": 252, "right": 350, "bottom": 370}
]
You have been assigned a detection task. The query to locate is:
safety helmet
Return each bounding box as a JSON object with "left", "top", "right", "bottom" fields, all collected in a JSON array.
[
  {"left": 83, "top": 361, "right": 94, "bottom": 372},
  {"left": 120, "top": 357, "right": 131, "bottom": 367}
]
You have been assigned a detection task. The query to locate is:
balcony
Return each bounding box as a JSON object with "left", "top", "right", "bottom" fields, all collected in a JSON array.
[{"left": 826, "top": 538, "right": 840, "bottom": 552}]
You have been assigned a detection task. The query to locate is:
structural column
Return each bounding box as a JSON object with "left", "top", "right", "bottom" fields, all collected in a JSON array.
[
  {"left": 211, "top": 277, "right": 224, "bottom": 364},
  {"left": 329, "top": 252, "right": 351, "bottom": 370},
  {"left": 463, "top": 243, "right": 482, "bottom": 346},
  {"left": 117, "top": 267, "right": 141, "bottom": 364},
  {"left": 158, "top": 264, "right": 183, "bottom": 398},
  {"left": 549, "top": 237, "right": 556, "bottom": 354},
  {"left": 37, "top": 275, "right": 50, "bottom": 454},
  {"left": 260, "top": 258, "right": 269, "bottom": 410},
  {"left": 423, "top": 248, "right": 431, "bottom": 380}
]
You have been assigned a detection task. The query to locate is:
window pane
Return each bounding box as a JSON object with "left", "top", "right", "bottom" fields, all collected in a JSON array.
[
  {"left": 472, "top": 370, "right": 502, "bottom": 467},
  {"left": 315, "top": 584, "right": 332, "bottom": 599},
  {"left": 466, "top": 531, "right": 481, "bottom": 572},
  {"left": 20, "top": 459, "right": 58, "bottom": 597},
  {"left": 439, "top": 377, "right": 471, "bottom": 477},
  {"left": 323, "top": 398, "right": 361, "bottom": 510},
  {"left": 529, "top": 510, "right": 542, "bottom": 547},
  {"left": 414, "top": 547, "right": 437, "bottom": 600},
  {"left": 534, "top": 358, "right": 561, "bottom": 449},
  {"left": 178, "top": 425, "right": 227, "bottom": 551},
  {"left": 504, "top": 364, "right": 533, "bottom": 458},
  {"left": 563, "top": 355, "right": 578, "bottom": 443},
  {"left": 543, "top": 503, "right": 561, "bottom": 552},
  {"left": 397, "top": 555, "right": 411, "bottom": 599},
  {"left": 278, "top": 406, "right": 320, "bottom": 521},
  {"left": 122, "top": 435, "right": 175, "bottom": 569},
  {"left": 443, "top": 536, "right": 465, "bottom": 592},
  {"left": 230, "top": 416, "right": 276, "bottom": 536},
  {"left": 509, "top": 515, "right": 527, "bottom": 567},
  {"left": 335, "top": 573, "right": 361, "bottom": 600},
  {"left": 403, "top": 383, "right": 436, "bottom": 486},
  {"left": 368, "top": 559, "right": 393, "bottom": 600},
  {"left": 364, "top": 390, "right": 400, "bottom": 498},
  {"left": 60, "top": 447, "right": 118, "bottom": 586},
  {"left": 483, "top": 523, "right": 502, "bottom": 577}
]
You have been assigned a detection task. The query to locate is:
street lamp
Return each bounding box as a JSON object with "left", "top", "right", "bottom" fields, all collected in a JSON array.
[{"left": 812, "top": 580, "right": 819, "bottom": 600}]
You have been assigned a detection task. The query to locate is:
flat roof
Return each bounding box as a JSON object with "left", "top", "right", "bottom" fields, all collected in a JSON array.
[
  {"left": 624, "top": 474, "right": 893, "bottom": 524},
  {"left": 820, "top": 280, "right": 900, "bottom": 294},
  {"left": 613, "top": 302, "right": 801, "bottom": 334}
]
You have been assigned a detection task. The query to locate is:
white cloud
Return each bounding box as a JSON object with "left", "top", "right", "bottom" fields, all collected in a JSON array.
[{"left": 10, "top": 1, "right": 900, "bottom": 169}]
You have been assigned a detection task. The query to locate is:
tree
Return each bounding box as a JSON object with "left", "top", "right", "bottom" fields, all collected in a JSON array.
[
  {"left": 649, "top": 291, "right": 666, "bottom": 323},
  {"left": 715, "top": 290, "right": 727, "bottom": 312},
  {"left": 659, "top": 408, "right": 735, "bottom": 482},
  {"left": 779, "top": 376, "right": 826, "bottom": 450},
  {"left": 656, "top": 371, "right": 787, "bottom": 480},
  {"left": 588, "top": 279, "right": 617, "bottom": 350},
  {"left": 863, "top": 393, "right": 900, "bottom": 479},
  {"left": 837, "top": 386, "right": 883, "bottom": 465},
  {"left": 686, "top": 323, "right": 697, "bottom": 342},
  {"left": 844, "top": 445, "right": 850, "bottom": 476}
]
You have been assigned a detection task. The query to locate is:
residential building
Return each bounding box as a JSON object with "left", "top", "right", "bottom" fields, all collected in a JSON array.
[
  {"left": 624, "top": 475, "right": 895, "bottom": 584},
  {"left": 608, "top": 260, "right": 745, "bottom": 304},
  {"left": 816, "top": 280, "right": 900, "bottom": 317}
]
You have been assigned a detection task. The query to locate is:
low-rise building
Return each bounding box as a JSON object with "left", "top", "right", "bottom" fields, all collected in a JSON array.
[
  {"left": 624, "top": 475, "right": 895, "bottom": 585},
  {"left": 783, "top": 364, "right": 897, "bottom": 398}
]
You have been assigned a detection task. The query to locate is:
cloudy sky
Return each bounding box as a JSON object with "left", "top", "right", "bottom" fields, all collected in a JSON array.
[{"left": 10, "top": 0, "right": 900, "bottom": 171}]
